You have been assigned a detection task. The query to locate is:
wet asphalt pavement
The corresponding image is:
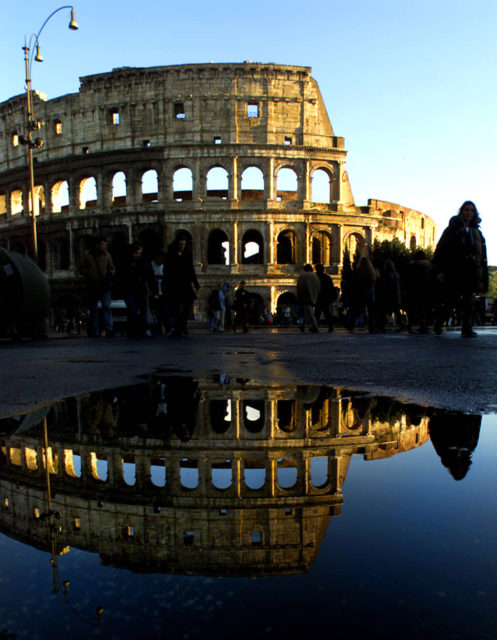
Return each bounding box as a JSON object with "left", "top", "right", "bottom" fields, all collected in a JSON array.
[{"left": 2, "top": 325, "right": 497, "bottom": 418}]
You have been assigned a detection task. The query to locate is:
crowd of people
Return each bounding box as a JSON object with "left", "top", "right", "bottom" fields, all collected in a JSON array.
[{"left": 71, "top": 201, "right": 489, "bottom": 339}]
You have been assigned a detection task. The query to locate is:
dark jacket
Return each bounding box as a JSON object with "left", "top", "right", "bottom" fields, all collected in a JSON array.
[
  {"left": 433, "top": 215, "right": 488, "bottom": 293},
  {"left": 164, "top": 247, "right": 199, "bottom": 302}
]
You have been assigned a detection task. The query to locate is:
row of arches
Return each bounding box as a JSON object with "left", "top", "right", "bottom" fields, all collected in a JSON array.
[{"left": 0, "top": 164, "right": 336, "bottom": 216}]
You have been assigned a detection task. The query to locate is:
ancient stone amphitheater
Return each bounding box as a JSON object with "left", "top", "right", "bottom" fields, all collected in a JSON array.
[{"left": 0, "top": 62, "right": 435, "bottom": 314}]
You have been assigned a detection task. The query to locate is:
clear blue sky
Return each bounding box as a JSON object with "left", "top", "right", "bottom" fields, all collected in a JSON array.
[{"left": 2, "top": 0, "right": 496, "bottom": 262}]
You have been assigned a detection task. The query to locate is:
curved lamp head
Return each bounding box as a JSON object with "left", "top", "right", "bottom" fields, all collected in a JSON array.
[
  {"left": 34, "top": 44, "right": 43, "bottom": 62},
  {"left": 68, "top": 9, "right": 78, "bottom": 30}
]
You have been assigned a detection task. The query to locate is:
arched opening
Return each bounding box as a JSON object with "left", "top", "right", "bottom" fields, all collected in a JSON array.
[
  {"left": 180, "top": 458, "right": 199, "bottom": 489},
  {"left": 112, "top": 171, "right": 127, "bottom": 205},
  {"left": 138, "top": 229, "right": 162, "bottom": 260},
  {"left": 208, "top": 229, "right": 230, "bottom": 265},
  {"left": 310, "top": 457, "right": 329, "bottom": 488},
  {"left": 79, "top": 177, "right": 97, "bottom": 210},
  {"left": 211, "top": 460, "right": 232, "bottom": 489},
  {"left": 242, "top": 400, "right": 265, "bottom": 433},
  {"left": 311, "top": 168, "right": 332, "bottom": 203},
  {"left": 122, "top": 457, "right": 136, "bottom": 486},
  {"left": 241, "top": 166, "right": 264, "bottom": 201},
  {"left": 0, "top": 192, "right": 6, "bottom": 214},
  {"left": 276, "top": 167, "right": 298, "bottom": 202},
  {"left": 64, "top": 449, "right": 81, "bottom": 478},
  {"left": 243, "top": 461, "right": 266, "bottom": 490},
  {"left": 90, "top": 453, "right": 108, "bottom": 481},
  {"left": 150, "top": 457, "right": 166, "bottom": 487},
  {"left": 141, "top": 169, "right": 158, "bottom": 203},
  {"left": 312, "top": 231, "right": 332, "bottom": 265},
  {"left": 344, "top": 233, "right": 366, "bottom": 263},
  {"left": 277, "top": 400, "right": 296, "bottom": 432},
  {"left": 410, "top": 234, "right": 417, "bottom": 251},
  {"left": 277, "top": 457, "right": 298, "bottom": 489},
  {"left": 10, "top": 189, "right": 23, "bottom": 215},
  {"left": 206, "top": 166, "right": 229, "bottom": 199},
  {"left": 241, "top": 229, "right": 264, "bottom": 264},
  {"left": 29, "top": 185, "right": 45, "bottom": 216},
  {"left": 51, "top": 180, "right": 69, "bottom": 213},
  {"left": 276, "top": 292, "right": 298, "bottom": 325},
  {"left": 173, "top": 167, "right": 193, "bottom": 201},
  {"left": 210, "top": 399, "right": 232, "bottom": 434},
  {"left": 277, "top": 230, "right": 297, "bottom": 264}
]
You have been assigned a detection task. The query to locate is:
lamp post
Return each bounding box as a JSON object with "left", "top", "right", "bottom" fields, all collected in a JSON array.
[{"left": 22, "top": 6, "right": 78, "bottom": 263}]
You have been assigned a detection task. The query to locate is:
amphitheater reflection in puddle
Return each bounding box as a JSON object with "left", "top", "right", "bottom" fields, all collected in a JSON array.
[{"left": 0, "top": 375, "right": 495, "bottom": 640}]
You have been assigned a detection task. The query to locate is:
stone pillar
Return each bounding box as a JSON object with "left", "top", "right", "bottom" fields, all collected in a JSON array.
[
  {"left": 267, "top": 157, "right": 275, "bottom": 201},
  {"left": 303, "top": 159, "right": 311, "bottom": 202},
  {"left": 100, "top": 172, "right": 113, "bottom": 210},
  {"left": 231, "top": 156, "right": 239, "bottom": 201}
]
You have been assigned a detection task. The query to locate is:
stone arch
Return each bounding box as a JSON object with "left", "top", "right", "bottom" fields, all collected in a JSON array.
[
  {"left": 172, "top": 166, "right": 193, "bottom": 201},
  {"left": 242, "top": 399, "right": 265, "bottom": 433},
  {"left": 243, "top": 461, "right": 266, "bottom": 490},
  {"left": 10, "top": 189, "right": 23, "bottom": 215},
  {"left": 30, "top": 185, "right": 45, "bottom": 216},
  {"left": 410, "top": 234, "right": 417, "bottom": 251},
  {"left": 138, "top": 228, "right": 162, "bottom": 260},
  {"left": 311, "top": 167, "right": 333, "bottom": 203},
  {"left": 276, "top": 291, "right": 298, "bottom": 324},
  {"left": 277, "top": 229, "right": 298, "bottom": 264},
  {"left": 79, "top": 176, "right": 97, "bottom": 210},
  {"left": 209, "top": 399, "right": 232, "bottom": 434},
  {"left": 241, "top": 166, "right": 264, "bottom": 201},
  {"left": 277, "top": 456, "right": 298, "bottom": 489},
  {"left": 211, "top": 460, "right": 232, "bottom": 489},
  {"left": 207, "top": 229, "right": 230, "bottom": 265},
  {"left": 141, "top": 169, "right": 158, "bottom": 203},
  {"left": 276, "top": 166, "right": 298, "bottom": 202},
  {"left": 241, "top": 229, "right": 264, "bottom": 264},
  {"left": 112, "top": 171, "right": 127, "bottom": 204},
  {"left": 277, "top": 399, "right": 296, "bottom": 432},
  {"left": 311, "top": 229, "right": 332, "bottom": 265},
  {"left": 51, "top": 180, "right": 69, "bottom": 213},
  {"left": 206, "top": 166, "right": 229, "bottom": 200},
  {"left": 344, "top": 232, "right": 366, "bottom": 261}
]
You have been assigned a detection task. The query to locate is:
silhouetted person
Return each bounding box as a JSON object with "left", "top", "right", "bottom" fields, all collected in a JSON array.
[
  {"left": 314, "top": 264, "right": 337, "bottom": 332},
  {"left": 233, "top": 280, "right": 250, "bottom": 333},
  {"left": 405, "top": 250, "right": 432, "bottom": 333},
  {"left": 297, "top": 264, "right": 320, "bottom": 333},
  {"left": 432, "top": 201, "right": 488, "bottom": 337},
  {"left": 346, "top": 255, "right": 377, "bottom": 333},
  {"left": 376, "top": 259, "right": 403, "bottom": 332},
  {"left": 116, "top": 242, "right": 152, "bottom": 338},
  {"left": 164, "top": 236, "right": 200, "bottom": 337},
  {"left": 78, "top": 237, "right": 114, "bottom": 338},
  {"left": 429, "top": 411, "right": 481, "bottom": 480}
]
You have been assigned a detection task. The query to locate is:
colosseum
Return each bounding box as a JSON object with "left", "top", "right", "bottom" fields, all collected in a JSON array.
[{"left": 0, "top": 62, "right": 436, "bottom": 316}]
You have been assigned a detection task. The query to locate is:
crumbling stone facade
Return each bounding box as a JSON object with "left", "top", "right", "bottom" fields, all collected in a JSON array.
[
  {"left": 0, "top": 379, "right": 429, "bottom": 576},
  {"left": 0, "top": 63, "right": 436, "bottom": 315}
]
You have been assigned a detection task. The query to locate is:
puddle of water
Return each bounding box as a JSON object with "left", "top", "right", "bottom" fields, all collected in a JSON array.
[{"left": 0, "top": 375, "right": 494, "bottom": 639}]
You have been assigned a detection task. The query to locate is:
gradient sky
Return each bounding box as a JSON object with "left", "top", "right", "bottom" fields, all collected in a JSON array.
[{"left": 2, "top": 0, "right": 496, "bottom": 262}]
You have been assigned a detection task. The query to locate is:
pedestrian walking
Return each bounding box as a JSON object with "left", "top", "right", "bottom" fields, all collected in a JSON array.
[
  {"left": 116, "top": 242, "right": 152, "bottom": 338},
  {"left": 233, "top": 280, "right": 250, "bottom": 333},
  {"left": 432, "top": 201, "right": 488, "bottom": 337},
  {"left": 296, "top": 264, "right": 320, "bottom": 333},
  {"left": 164, "top": 235, "right": 200, "bottom": 337},
  {"left": 314, "top": 263, "right": 338, "bottom": 332},
  {"left": 77, "top": 236, "right": 114, "bottom": 338}
]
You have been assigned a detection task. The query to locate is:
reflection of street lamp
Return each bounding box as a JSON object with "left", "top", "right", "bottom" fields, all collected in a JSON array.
[{"left": 21, "top": 6, "right": 78, "bottom": 263}]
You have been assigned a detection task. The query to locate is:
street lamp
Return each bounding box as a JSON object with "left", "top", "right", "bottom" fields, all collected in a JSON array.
[{"left": 21, "top": 6, "right": 78, "bottom": 263}]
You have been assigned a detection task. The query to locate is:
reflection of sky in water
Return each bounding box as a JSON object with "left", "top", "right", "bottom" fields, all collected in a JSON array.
[{"left": 1, "top": 413, "right": 496, "bottom": 639}]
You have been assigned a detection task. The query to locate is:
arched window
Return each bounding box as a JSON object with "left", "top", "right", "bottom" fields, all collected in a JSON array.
[
  {"left": 277, "top": 456, "right": 298, "bottom": 489},
  {"left": 410, "top": 235, "right": 417, "bottom": 251},
  {"left": 10, "top": 189, "right": 23, "bottom": 215},
  {"left": 210, "top": 400, "right": 232, "bottom": 434},
  {"left": 243, "top": 400, "right": 265, "bottom": 433},
  {"left": 310, "top": 457, "right": 329, "bottom": 488},
  {"left": 241, "top": 166, "right": 264, "bottom": 201},
  {"left": 241, "top": 229, "right": 264, "bottom": 264},
  {"left": 206, "top": 167, "right": 229, "bottom": 199},
  {"left": 79, "top": 177, "right": 97, "bottom": 210},
  {"left": 277, "top": 229, "right": 297, "bottom": 264},
  {"left": 180, "top": 458, "right": 199, "bottom": 489},
  {"left": 277, "top": 400, "right": 296, "bottom": 432},
  {"left": 173, "top": 167, "right": 193, "bottom": 201},
  {"left": 0, "top": 192, "right": 6, "bottom": 214},
  {"left": 112, "top": 171, "right": 126, "bottom": 205},
  {"left": 208, "top": 229, "right": 229, "bottom": 265},
  {"left": 312, "top": 230, "right": 332, "bottom": 265},
  {"left": 141, "top": 169, "right": 158, "bottom": 203},
  {"left": 51, "top": 180, "right": 69, "bottom": 213},
  {"left": 311, "top": 168, "right": 332, "bottom": 203},
  {"left": 276, "top": 292, "right": 298, "bottom": 325},
  {"left": 211, "top": 460, "right": 232, "bottom": 489},
  {"left": 243, "top": 461, "right": 266, "bottom": 490},
  {"left": 29, "top": 185, "right": 45, "bottom": 216},
  {"left": 276, "top": 167, "right": 298, "bottom": 202},
  {"left": 344, "top": 233, "right": 365, "bottom": 262}
]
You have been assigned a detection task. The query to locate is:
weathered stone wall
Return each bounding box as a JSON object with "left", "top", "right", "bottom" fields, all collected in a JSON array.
[{"left": 0, "top": 63, "right": 435, "bottom": 315}]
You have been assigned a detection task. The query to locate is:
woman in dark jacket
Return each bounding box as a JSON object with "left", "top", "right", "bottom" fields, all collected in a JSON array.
[{"left": 432, "top": 201, "right": 488, "bottom": 337}]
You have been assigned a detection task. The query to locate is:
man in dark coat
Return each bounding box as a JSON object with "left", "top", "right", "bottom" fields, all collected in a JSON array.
[
  {"left": 297, "top": 264, "right": 320, "bottom": 333},
  {"left": 164, "top": 236, "right": 199, "bottom": 337},
  {"left": 432, "top": 201, "right": 488, "bottom": 337}
]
